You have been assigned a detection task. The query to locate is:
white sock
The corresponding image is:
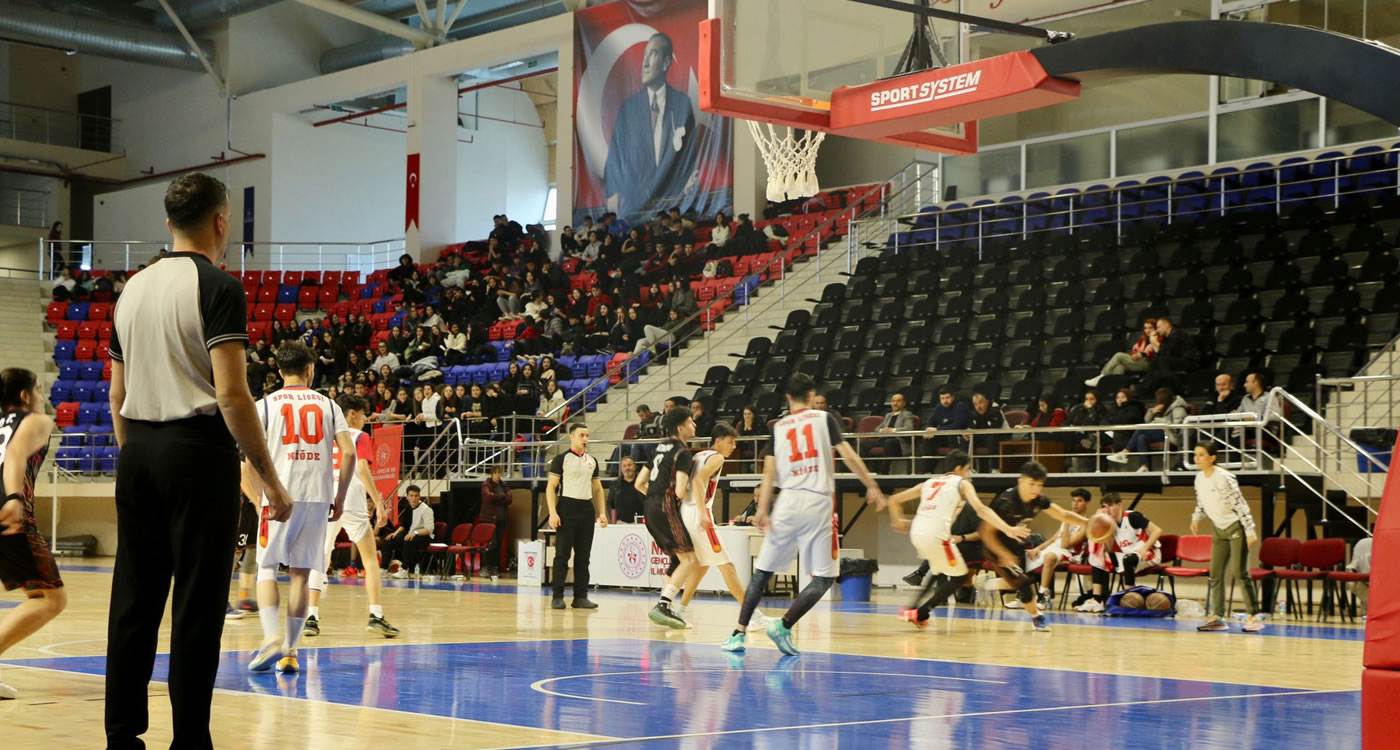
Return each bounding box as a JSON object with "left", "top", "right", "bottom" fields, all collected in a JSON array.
[
  {"left": 259, "top": 605, "right": 280, "bottom": 641},
  {"left": 674, "top": 603, "right": 686, "bottom": 616},
  {"left": 307, "top": 606, "right": 320, "bottom": 619},
  {"left": 285, "top": 617, "right": 305, "bottom": 651},
  {"left": 369, "top": 604, "right": 384, "bottom": 618},
  {"left": 660, "top": 584, "right": 679, "bottom": 602}
]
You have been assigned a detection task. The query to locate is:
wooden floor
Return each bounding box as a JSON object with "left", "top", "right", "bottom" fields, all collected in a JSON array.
[{"left": 0, "top": 560, "right": 1366, "bottom": 749}]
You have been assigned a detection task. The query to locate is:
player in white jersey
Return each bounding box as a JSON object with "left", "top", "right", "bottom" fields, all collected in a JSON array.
[
  {"left": 723, "top": 374, "right": 886, "bottom": 656},
  {"left": 246, "top": 342, "right": 355, "bottom": 674},
  {"left": 304, "top": 394, "right": 400, "bottom": 639},
  {"left": 674, "top": 422, "right": 773, "bottom": 630},
  {"left": 887, "top": 450, "right": 1027, "bottom": 628},
  {"left": 1025, "top": 488, "right": 1089, "bottom": 609}
]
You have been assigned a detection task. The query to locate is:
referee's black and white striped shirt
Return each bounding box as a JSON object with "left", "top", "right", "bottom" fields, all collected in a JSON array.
[
  {"left": 109, "top": 252, "right": 248, "bottom": 425},
  {"left": 549, "top": 449, "right": 599, "bottom": 501}
]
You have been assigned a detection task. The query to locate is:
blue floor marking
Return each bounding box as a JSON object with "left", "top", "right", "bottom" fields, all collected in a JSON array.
[{"left": 1, "top": 638, "right": 1359, "bottom": 749}]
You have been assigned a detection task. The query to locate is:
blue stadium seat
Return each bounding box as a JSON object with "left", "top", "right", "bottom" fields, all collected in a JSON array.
[
  {"left": 77, "top": 404, "right": 99, "bottom": 425},
  {"left": 95, "top": 382, "right": 111, "bottom": 403},
  {"left": 372, "top": 298, "right": 388, "bottom": 314},
  {"left": 54, "top": 341, "right": 76, "bottom": 361},
  {"left": 61, "top": 426, "right": 87, "bottom": 447},
  {"left": 96, "top": 446, "right": 120, "bottom": 473},
  {"left": 50, "top": 381, "right": 72, "bottom": 403},
  {"left": 73, "top": 381, "right": 94, "bottom": 403},
  {"left": 58, "top": 361, "right": 79, "bottom": 380},
  {"left": 79, "top": 362, "right": 104, "bottom": 380},
  {"left": 66, "top": 302, "right": 90, "bottom": 321},
  {"left": 390, "top": 311, "right": 407, "bottom": 329},
  {"left": 89, "top": 429, "right": 114, "bottom": 447},
  {"left": 277, "top": 286, "right": 298, "bottom": 304}
]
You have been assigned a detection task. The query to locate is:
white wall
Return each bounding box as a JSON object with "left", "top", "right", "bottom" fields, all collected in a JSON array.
[
  {"left": 226, "top": 5, "right": 374, "bottom": 94},
  {"left": 456, "top": 86, "right": 549, "bottom": 240},
  {"left": 268, "top": 112, "right": 403, "bottom": 244}
]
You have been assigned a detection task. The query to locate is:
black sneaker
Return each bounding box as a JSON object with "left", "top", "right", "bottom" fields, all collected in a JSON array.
[
  {"left": 367, "top": 615, "right": 400, "bottom": 638},
  {"left": 303, "top": 615, "right": 320, "bottom": 637},
  {"left": 572, "top": 598, "right": 599, "bottom": 609},
  {"left": 902, "top": 570, "right": 925, "bottom": 586},
  {"left": 551, "top": 597, "right": 566, "bottom": 610},
  {"left": 1071, "top": 593, "right": 1092, "bottom": 608},
  {"left": 648, "top": 602, "right": 686, "bottom": 629}
]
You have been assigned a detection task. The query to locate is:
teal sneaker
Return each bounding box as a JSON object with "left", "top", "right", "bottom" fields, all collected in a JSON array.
[
  {"left": 720, "top": 631, "right": 747, "bottom": 653},
  {"left": 765, "top": 618, "right": 800, "bottom": 656}
]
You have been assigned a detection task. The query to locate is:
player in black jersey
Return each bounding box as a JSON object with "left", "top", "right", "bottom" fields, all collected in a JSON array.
[
  {"left": 0, "top": 368, "right": 64, "bottom": 699},
  {"left": 634, "top": 406, "right": 698, "bottom": 629},
  {"left": 980, "top": 461, "right": 1088, "bottom": 632}
]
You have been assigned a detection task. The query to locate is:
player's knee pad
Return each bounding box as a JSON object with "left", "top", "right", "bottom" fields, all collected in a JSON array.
[
  {"left": 308, "top": 569, "right": 327, "bottom": 592},
  {"left": 1017, "top": 579, "right": 1036, "bottom": 603},
  {"left": 256, "top": 566, "right": 279, "bottom": 583}
]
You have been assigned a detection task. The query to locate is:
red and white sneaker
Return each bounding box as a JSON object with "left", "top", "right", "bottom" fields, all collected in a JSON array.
[
  {"left": 899, "top": 608, "right": 928, "bottom": 630},
  {"left": 341, "top": 567, "right": 360, "bottom": 578}
]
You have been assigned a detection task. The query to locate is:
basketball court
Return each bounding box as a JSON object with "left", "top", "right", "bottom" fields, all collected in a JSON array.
[{"left": 0, "top": 561, "right": 1364, "bottom": 748}]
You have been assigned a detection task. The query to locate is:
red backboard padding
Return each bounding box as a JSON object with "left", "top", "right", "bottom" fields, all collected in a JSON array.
[{"left": 1362, "top": 433, "right": 1400, "bottom": 749}]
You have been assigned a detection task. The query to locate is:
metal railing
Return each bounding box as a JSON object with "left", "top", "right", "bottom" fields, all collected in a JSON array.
[
  {"left": 0, "top": 186, "right": 49, "bottom": 228},
  {"left": 38, "top": 237, "right": 407, "bottom": 278},
  {"left": 847, "top": 144, "right": 1400, "bottom": 269},
  {"left": 0, "top": 100, "right": 121, "bottom": 153}
]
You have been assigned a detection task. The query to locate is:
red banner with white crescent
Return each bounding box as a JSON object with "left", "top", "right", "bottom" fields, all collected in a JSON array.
[
  {"left": 573, "top": 0, "right": 732, "bottom": 226},
  {"left": 405, "top": 153, "right": 420, "bottom": 232},
  {"left": 369, "top": 424, "right": 403, "bottom": 523}
]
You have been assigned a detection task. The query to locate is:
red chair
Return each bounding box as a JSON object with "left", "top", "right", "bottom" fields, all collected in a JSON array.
[
  {"left": 262, "top": 271, "right": 283, "bottom": 287},
  {"left": 75, "top": 341, "right": 96, "bottom": 361},
  {"left": 56, "top": 321, "right": 78, "bottom": 340},
  {"left": 274, "top": 304, "right": 296, "bottom": 324},
  {"left": 88, "top": 302, "right": 112, "bottom": 321},
  {"left": 1250, "top": 537, "right": 1302, "bottom": 615},
  {"left": 444, "top": 523, "right": 474, "bottom": 576},
  {"left": 1058, "top": 561, "right": 1096, "bottom": 609},
  {"left": 283, "top": 271, "right": 304, "bottom": 286},
  {"left": 423, "top": 521, "right": 451, "bottom": 576},
  {"left": 319, "top": 287, "right": 339, "bottom": 309},
  {"left": 55, "top": 402, "right": 78, "bottom": 429},
  {"left": 257, "top": 286, "right": 277, "bottom": 304},
  {"left": 95, "top": 321, "right": 112, "bottom": 341},
  {"left": 1162, "top": 534, "right": 1214, "bottom": 607},
  {"left": 46, "top": 302, "right": 68, "bottom": 325},
  {"left": 77, "top": 322, "right": 98, "bottom": 340},
  {"left": 465, "top": 522, "right": 496, "bottom": 574},
  {"left": 97, "top": 341, "right": 110, "bottom": 360},
  {"left": 1276, "top": 538, "right": 1347, "bottom": 620},
  {"left": 323, "top": 271, "right": 343, "bottom": 287},
  {"left": 1328, "top": 566, "right": 1370, "bottom": 622},
  {"left": 252, "top": 303, "right": 274, "bottom": 321},
  {"left": 298, "top": 287, "right": 319, "bottom": 310},
  {"left": 102, "top": 360, "right": 112, "bottom": 381},
  {"left": 1143, "top": 533, "right": 1177, "bottom": 583}
]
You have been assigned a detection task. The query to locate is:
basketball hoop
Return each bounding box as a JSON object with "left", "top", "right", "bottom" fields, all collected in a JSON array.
[{"left": 748, "top": 121, "right": 826, "bottom": 202}]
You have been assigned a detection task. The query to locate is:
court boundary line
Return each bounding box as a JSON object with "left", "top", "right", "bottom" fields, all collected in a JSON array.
[
  {"left": 0, "top": 662, "right": 623, "bottom": 744},
  {"left": 530, "top": 668, "right": 1009, "bottom": 705},
  {"left": 517, "top": 688, "right": 1360, "bottom": 748}
]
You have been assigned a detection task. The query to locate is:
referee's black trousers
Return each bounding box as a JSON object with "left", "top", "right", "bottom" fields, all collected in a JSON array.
[
  {"left": 551, "top": 497, "right": 596, "bottom": 600},
  {"left": 106, "top": 418, "right": 240, "bottom": 750}
]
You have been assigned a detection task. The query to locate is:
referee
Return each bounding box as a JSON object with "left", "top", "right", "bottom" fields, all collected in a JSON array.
[
  {"left": 546, "top": 423, "right": 606, "bottom": 610},
  {"left": 105, "top": 173, "right": 292, "bottom": 750}
]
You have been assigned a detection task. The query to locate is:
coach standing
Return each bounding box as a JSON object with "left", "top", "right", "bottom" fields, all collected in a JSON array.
[
  {"left": 105, "top": 173, "right": 292, "bottom": 750},
  {"left": 546, "top": 423, "right": 606, "bottom": 610}
]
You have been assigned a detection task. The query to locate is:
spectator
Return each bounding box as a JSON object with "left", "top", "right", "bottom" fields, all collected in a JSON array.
[
  {"left": 316, "top": 331, "right": 343, "bottom": 386},
  {"left": 1107, "top": 387, "right": 1189, "bottom": 471},
  {"left": 1086, "top": 318, "right": 1157, "bottom": 387},
  {"left": 383, "top": 485, "right": 433, "bottom": 578},
  {"left": 387, "top": 253, "right": 416, "bottom": 284},
  {"left": 538, "top": 379, "right": 566, "bottom": 421},
  {"left": 1105, "top": 387, "right": 1146, "bottom": 451},
  {"left": 52, "top": 266, "right": 76, "bottom": 297},
  {"left": 348, "top": 313, "right": 372, "bottom": 350},
  {"left": 1200, "top": 372, "right": 1243, "bottom": 417},
  {"left": 478, "top": 466, "right": 512, "bottom": 575},
  {"left": 386, "top": 326, "right": 409, "bottom": 356},
  {"left": 512, "top": 362, "right": 541, "bottom": 415},
  {"left": 736, "top": 405, "right": 765, "bottom": 471},
  {"left": 608, "top": 456, "right": 646, "bottom": 523},
  {"left": 964, "top": 391, "right": 1007, "bottom": 473},
  {"left": 630, "top": 404, "right": 662, "bottom": 462},
  {"left": 690, "top": 399, "right": 715, "bottom": 445},
  {"left": 812, "top": 393, "right": 844, "bottom": 426},
  {"left": 495, "top": 279, "right": 522, "bottom": 319},
  {"left": 443, "top": 322, "right": 468, "bottom": 365},
  {"left": 630, "top": 306, "right": 675, "bottom": 354},
  {"left": 1141, "top": 315, "right": 1197, "bottom": 393},
  {"left": 559, "top": 226, "right": 581, "bottom": 256},
  {"left": 706, "top": 212, "right": 731, "bottom": 256},
  {"left": 1066, "top": 390, "right": 1108, "bottom": 470},
  {"left": 586, "top": 286, "right": 612, "bottom": 319},
  {"left": 1236, "top": 370, "right": 1279, "bottom": 459},
  {"left": 461, "top": 383, "right": 488, "bottom": 436},
  {"left": 422, "top": 305, "right": 444, "bottom": 329},
  {"left": 875, "top": 391, "right": 917, "bottom": 474},
  {"left": 1019, "top": 394, "right": 1066, "bottom": 430},
  {"left": 921, "top": 386, "right": 971, "bottom": 467},
  {"left": 670, "top": 280, "right": 698, "bottom": 318}
]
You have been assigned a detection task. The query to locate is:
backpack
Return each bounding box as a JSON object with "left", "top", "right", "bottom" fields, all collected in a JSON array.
[
  {"left": 1105, "top": 585, "right": 1177, "bottom": 618},
  {"left": 716, "top": 259, "right": 734, "bottom": 277}
]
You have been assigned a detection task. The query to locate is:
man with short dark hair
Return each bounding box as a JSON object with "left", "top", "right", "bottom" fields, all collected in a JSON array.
[
  {"left": 608, "top": 456, "right": 646, "bottom": 523},
  {"left": 382, "top": 486, "right": 433, "bottom": 579},
  {"left": 1080, "top": 492, "right": 1163, "bottom": 612},
  {"left": 630, "top": 404, "right": 662, "bottom": 462},
  {"left": 106, "top": 173, "right": 293, "bottom": 749},
  {"left": 690, "top": 399, "right": 715, "bottom": 446},
  {"left": 634, "top": 406, "right": 700, "bottom": 627},
  {"left": 922, "top": 387, "right": 971, "bottom": 468},
  {"left": 964, "top": 392, "right": 1006, "bottom": 473},
  {"left": 875, "top": 392, "right": 916, "bottom": 474},
  {"left": 546, "top": 423, "right": 606, "bottom": 609},
  {"left": 1142, "top": 316, "right": 1196, "bottom": 392}
]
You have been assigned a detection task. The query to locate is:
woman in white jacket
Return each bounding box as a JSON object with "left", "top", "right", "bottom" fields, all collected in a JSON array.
[
  {"left": 1191, "top": 442, "right": 1264, "bottom": 632},
  {"left": 1106, "top": 387, "right": 1189, "bottom": 471}
]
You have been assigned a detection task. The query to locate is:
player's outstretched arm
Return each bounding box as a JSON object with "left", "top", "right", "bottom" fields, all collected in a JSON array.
[
  {"left": 1045, "top": 504, "right": 1089, "bottom": 527},
  {"left": 0, "top": 413, "right": 53, "bottom": 535},
  {"left": 834, "top": 441, "right": 886, "bottom": 509},
  {"left": 962, "top": 482, "right": 1026, "bottom": 540},
  {"left": 211, "top": 342, "right": 291, "bottom": 520},
  {"left": 885, "top": 484, "right": 923, "bottom": 529}
]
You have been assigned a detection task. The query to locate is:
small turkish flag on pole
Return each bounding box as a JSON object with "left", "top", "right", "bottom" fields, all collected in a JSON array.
[{"left": 405, "top": 153, "right": 420, "bottom": 232}]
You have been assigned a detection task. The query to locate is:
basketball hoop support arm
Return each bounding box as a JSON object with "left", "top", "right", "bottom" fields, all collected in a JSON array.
[{"left": 847, "top": 0, "right": 1074, "bottom": 44}]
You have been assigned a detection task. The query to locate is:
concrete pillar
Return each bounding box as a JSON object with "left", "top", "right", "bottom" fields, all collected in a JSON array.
[
  {"left": 552, "top": 31, "right": 574, "bottom": 253},
  {"left": 405, "top": 68, "right": 459, "bottom": 262}
]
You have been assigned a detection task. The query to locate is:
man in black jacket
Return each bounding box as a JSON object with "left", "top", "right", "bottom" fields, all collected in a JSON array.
[
  {"left": 1142, "top": 316, "right": 1196, "bottom": 392},
  {"left": 964, "top": 392, "right": 1006, "bottom": 473}
]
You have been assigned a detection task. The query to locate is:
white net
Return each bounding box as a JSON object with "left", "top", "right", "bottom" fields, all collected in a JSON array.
[{"left": 747, "top": 121, "right": 826, "bottom": 202}]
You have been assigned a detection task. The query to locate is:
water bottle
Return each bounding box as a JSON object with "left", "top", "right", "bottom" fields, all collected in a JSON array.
[{"left": 1276, "top": 600, "right": 1286, "bottom": 620}]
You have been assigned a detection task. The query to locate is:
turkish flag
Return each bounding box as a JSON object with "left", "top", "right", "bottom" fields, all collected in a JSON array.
[{"left": 405, "top": 153, "right": 420, "bottom": 232}]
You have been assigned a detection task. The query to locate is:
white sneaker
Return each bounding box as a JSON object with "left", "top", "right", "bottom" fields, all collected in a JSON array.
[
  {"left": 1077, "top": 599, "right": 1105, "bottom": 613},
  {"left": 1003, "top": 596, "right": 1024, "bottom": 609},
  {"left": 673, "top": 607, "right": 693, "bottom": 629},
  {"left": 1135, "top": 465, "right": 1151, "bottom": 473},
  {"left": 1105, "top": 451, "right": 1129, "bottom": 464},
  {"left": 0, "top": 680, "right": 17, "bottom": 700},
  {"left": 391, "top": 569, "right": 409, "bottom": 580},
  {"left": 747, "top": 612, "right": 775, "bottom": 632},
  {"left": 1084, "top": 375, "right": 1103, "bottom": 387}
]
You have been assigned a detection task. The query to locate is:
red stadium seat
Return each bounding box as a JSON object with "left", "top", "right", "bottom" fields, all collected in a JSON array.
[
  {"left": 445, "top": 523, "right": 474, "bottom": 575},
  {"left": 323, "top": 271, "right": 342, "bottom": 287},
  {"left": 75, "top": 341, "right": 96, "bottom": 361},
  {"left": 88, "top": 303, "right": 112, "bottom": 321},
  {"left": 253, "top": 303, "right": 274, "bottom": 321},
  {"left": 283, "top": 271, "right": 304, "bottom": 286},
  {"left": 319, "top": 287, "right": 339, "bottom": 309},
  {"left": 297, "top": 288, "right": 319, "bottom": 310},
  {"left": 77, "top": 322, "right": 99, "bottom": 340},
  {"left": 257, "top": 287, "right": 277, "bottom": 304},
  {"left": 56, "top": 321, "right": 78, "bottom": 340},
  {"left": 274, "top": 304, "right": 296, "bottom": 324},
  {"left": 262, "top": 271, "right": 282, "bottom": 287},
  {"left": 55, "top": 402, "right": 78, "bottom": 429},
  {"left": 1276, "top": 538, "right": 1347, "bottom": 620},
  {"left": 97, "top": 341, "right": 110, "bottom": 360},
  {"left": 46, "top": 302, "right": 68, "bottom": 325},
  {"left": 102, "top": 360, "right": 112, "bottom": 381}
]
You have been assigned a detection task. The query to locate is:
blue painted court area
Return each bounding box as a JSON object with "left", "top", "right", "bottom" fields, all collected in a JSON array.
[{"left": 2, "top": 638, "right": 1358, "bottom": 749}]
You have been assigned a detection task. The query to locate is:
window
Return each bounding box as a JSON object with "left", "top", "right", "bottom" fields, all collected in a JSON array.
[{"left": 542, "top": 186, "right": 557, "bottom": 231}]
